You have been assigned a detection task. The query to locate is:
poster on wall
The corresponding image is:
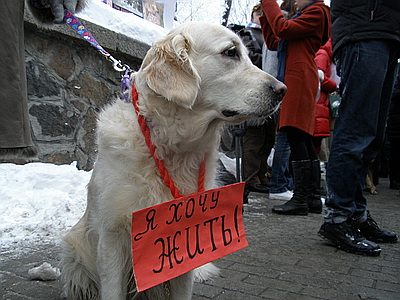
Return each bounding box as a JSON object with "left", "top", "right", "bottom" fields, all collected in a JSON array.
[
  {"left": 142, "top": 0, "right": 175, "bottom": 29},
  {"left": 109, "top": 0, "right": 175, "bottom": 29},
  {"left": 143, "top": 0, "right": 164, "bottom": 27},
  {"left": 112, "top": 0, "right": 144, "bottom": 17}
]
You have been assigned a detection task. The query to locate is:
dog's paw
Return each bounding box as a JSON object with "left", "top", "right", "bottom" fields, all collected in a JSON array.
[{"left": 193, "top": 263, "right": 220, "bottom": 282}]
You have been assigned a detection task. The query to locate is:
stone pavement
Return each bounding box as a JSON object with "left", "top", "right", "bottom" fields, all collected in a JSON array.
[{"left": 1, "top": 178, "right": 399, "bottom": 300}]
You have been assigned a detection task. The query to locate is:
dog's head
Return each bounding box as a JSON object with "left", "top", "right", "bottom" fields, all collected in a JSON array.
[{"left": 137, "top": 21, "right": 286, "bottom": 123}]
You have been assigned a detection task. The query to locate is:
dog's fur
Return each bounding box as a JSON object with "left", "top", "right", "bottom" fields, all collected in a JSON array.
[{"left": 60, "top": 21, "right": 285, "bottom": 300}]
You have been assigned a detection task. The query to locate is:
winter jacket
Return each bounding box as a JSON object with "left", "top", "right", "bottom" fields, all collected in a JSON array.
[
  {"left": 331, "top": 0, "right": 400, "bottom": 60},
  {"left": 260, "top": 0, "right": 331, "bottom": 135},
  {"left": 314, "top": 39, "right": 337, "bottom": 137},
  {"left": 240, "top": 24, "right": 264, "bottom": 69}
]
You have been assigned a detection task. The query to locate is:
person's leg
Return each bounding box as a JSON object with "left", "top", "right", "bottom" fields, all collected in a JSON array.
[
  {"left": 325, "top": 40, "right": 397, "bottom": 221},
  {"left": 269, "top": 131, "right": 294, "bottom": 200},
  {"left": 243, "top": 125, "right": 268, "bottom": 193},
  {"left": 272, "top": 127, "right": 311, "bottom": 215},
  {"left": 305, "top": 137, "right": 322, "bottom": 213},
  {"left": 259, "top": 121, "right": 275, "bottom": 186},
  {"left": 320, "top": 40, "right": 399, "bottom": 255},
  {"left": 269, "top": 131, "right": 292, "bottom": 192},
  {"left": 286, "top": 127, "right": 310, "bottom": 161}
]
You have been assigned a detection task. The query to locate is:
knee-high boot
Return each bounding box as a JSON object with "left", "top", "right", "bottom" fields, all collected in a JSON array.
[
  {"left": 272, "top": 160, "right": 310, "bottom": 215},
  {"left": 309, "top": 160, "right": 322, "bottom": 213}
]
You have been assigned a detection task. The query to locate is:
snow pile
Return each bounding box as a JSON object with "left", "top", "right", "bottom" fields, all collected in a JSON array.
[
  {"left": 28, "top": 262, "right": 61, "bottom": 281},
  {"left": 76, "top": 0, "right": 168, "bottom": 46},
  {"left": 0, "top": 162, "right": 91, "bottom": 248}
]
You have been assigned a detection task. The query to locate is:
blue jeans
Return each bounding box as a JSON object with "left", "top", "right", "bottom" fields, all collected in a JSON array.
[
  {"left": 270, "top": 131, "right": 293, "bottom": 193},
  {"left": 325, "top": 40, "right": 399, "bottom": 222}
]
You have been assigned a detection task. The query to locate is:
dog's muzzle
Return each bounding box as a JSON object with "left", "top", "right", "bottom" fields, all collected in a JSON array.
[{"left": 222, "top": 81, "right": 286, "bottom": 118}]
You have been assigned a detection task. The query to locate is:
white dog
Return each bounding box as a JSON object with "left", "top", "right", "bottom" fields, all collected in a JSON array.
[{"left": 60, "top": 21, "right": 286, "bottom": 300}]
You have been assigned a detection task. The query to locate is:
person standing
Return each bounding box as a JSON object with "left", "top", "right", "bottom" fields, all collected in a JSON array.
[
  {"left": 260, "top": 0, "right": 331, "bottom": 215},
  {"left": 318, "top": 0, "right": 399, "bottom": 256},
  {"left": 309, "top": 38, "right": 337, "bottom": 213},
  {"left": 0, "top": 0, "right": 88, "bottom": 163},
  {"left": 240, "top": 4, "right": 276, "bottom": 195},
  {"left": 266, "top": 0, "right": 296, "bottom": 202}
]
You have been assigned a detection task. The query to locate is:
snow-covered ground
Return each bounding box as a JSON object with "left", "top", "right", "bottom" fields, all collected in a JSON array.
[{"left": 0, "top": 162, "right": 91, "bottom": 249}]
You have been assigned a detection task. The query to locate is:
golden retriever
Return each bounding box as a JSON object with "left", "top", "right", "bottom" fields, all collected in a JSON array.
[{"left": 60, "top": 21, "right": 286, "bottom": 300}]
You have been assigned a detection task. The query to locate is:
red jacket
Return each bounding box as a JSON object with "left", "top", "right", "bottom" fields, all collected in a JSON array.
[
  {"left": 314, "top": 39, "right": 337, "bottom": 137},
  {"left": 260, "top": 0, "right": 331, "bottom": 135}
]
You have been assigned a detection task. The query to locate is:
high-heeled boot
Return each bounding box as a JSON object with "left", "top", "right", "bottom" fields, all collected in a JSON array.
[
  {"left": 272, "top": 160, "right": 310, "bottom": 215},
  {"left": 309, "top": 159, "right": 322, "bottom": 213}
]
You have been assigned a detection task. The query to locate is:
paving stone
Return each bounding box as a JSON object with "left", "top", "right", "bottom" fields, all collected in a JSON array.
[{"left": 1, "top": 178, "right": 399, "bottom": 299}]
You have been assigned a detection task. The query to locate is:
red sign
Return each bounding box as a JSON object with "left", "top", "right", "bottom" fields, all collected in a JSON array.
[{"left": 131, "top": 182, "right": 248, "bottom": 292}]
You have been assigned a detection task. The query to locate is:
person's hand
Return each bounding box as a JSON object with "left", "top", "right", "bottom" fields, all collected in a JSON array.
[
  {"left": 318, "top": 69, "right": 324, "bottom": 82},
  {"left": 48, "top": 0, "right": 79, "bottom": 23}
]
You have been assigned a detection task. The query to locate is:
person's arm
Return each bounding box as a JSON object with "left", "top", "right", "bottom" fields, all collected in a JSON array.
[
  {"left": 27, "top": 0, "right": 89, "bottom": 24},
  {"left": 315, "top": 49, "right": 337, "bottom": 93},
  {"left": 260, "top": 14, "right": 279, "bottom": 51},
  {"left": 261, "top": 0, "right": 325, "bottom": 40}
]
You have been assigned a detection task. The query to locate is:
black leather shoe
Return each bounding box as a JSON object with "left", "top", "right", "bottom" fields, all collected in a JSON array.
[
  {"left": 309, "top": 198, "right": 322, "bottom": 214},
  {"left": 318, "top": 220, "right": 381, "bottom": 256},
  {"left": 355, "top": 212, "right": 398, "bottom": 243},
  {"left": 246, "top": 184, "right": 269, "bottom": 193}
]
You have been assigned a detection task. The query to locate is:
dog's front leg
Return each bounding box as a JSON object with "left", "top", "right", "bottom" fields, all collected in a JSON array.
[
  {"left": 97, "top": 230, "right": 130, "bottom": 300},
  {"left": 169, "top": 271, "right": 194, "bottom": 300}
]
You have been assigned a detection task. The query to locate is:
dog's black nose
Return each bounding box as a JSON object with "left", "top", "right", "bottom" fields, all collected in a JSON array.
[{"left": 271, "top": 81, "right": 287, "bottom": 95}]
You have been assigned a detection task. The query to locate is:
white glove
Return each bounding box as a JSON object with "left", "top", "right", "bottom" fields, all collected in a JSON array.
[
  {"left": 49, "top": 0, "right": 79, "bottom": 23},
  {"left": 318, "top": 69, "right": 324, "bottom": 82}
]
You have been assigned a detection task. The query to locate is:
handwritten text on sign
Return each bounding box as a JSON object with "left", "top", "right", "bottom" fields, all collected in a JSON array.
[{"left": 131, "top": 182, "right": 248, "bottom": 292}]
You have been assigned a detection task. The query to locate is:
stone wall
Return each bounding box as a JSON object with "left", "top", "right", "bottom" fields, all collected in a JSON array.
[{"left": 24, "top": 12, "right": 150, "bottom": 170}]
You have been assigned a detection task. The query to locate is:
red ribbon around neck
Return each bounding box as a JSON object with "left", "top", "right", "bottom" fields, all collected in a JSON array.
[{"left": 131, "top": 86, "right": 205, "bottom": 198}]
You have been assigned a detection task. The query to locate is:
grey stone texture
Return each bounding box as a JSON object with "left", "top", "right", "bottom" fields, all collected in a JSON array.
[
  {"left": 23, "top": 11, "right": 148, "bottom": 170},
  {"left": 1, "top": 178, "right": 399, "bottom": 299}
]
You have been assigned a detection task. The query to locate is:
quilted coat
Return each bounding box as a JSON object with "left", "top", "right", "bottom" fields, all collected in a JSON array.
[{"left": 314, "top": 39, "right": 337, "bottom": 137}]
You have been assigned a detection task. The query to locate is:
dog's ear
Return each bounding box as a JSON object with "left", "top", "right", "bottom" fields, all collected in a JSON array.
[{"left": 141, "top": 33, "right": 201, "bottom": 109}]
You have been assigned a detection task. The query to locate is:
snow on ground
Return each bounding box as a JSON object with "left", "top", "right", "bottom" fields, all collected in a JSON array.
[{"left": 0, "top": 162, "right": 91, "bottom": 249}]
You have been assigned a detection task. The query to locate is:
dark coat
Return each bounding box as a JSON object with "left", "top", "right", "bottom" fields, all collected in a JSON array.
[
  {"left": 239, "top": 26, "right": 264, "bottom": 69},
  {"left": 0, "top": 0, "right": 88, "bottom": 150},
  {"left": 331, "top": 0, "right": 400, "bottom": 60},
  {"left": 260, "top": 0, "right": 331, "bottom": 135},
  {"left": 314, "top": 39, "right": 337, "bottom": 137}
]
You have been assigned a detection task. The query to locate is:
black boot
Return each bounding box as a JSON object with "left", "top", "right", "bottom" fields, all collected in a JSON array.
[
  {"left": 272, "top": 160, "right": 310, "bottom": 215},
  {"left": 309, "top": 160, "right": 322, "bottom": 213}
]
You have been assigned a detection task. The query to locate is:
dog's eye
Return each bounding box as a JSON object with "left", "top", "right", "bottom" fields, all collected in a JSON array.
[{"left": 222, "top": 47, "right": 239, "bottom": 59}]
